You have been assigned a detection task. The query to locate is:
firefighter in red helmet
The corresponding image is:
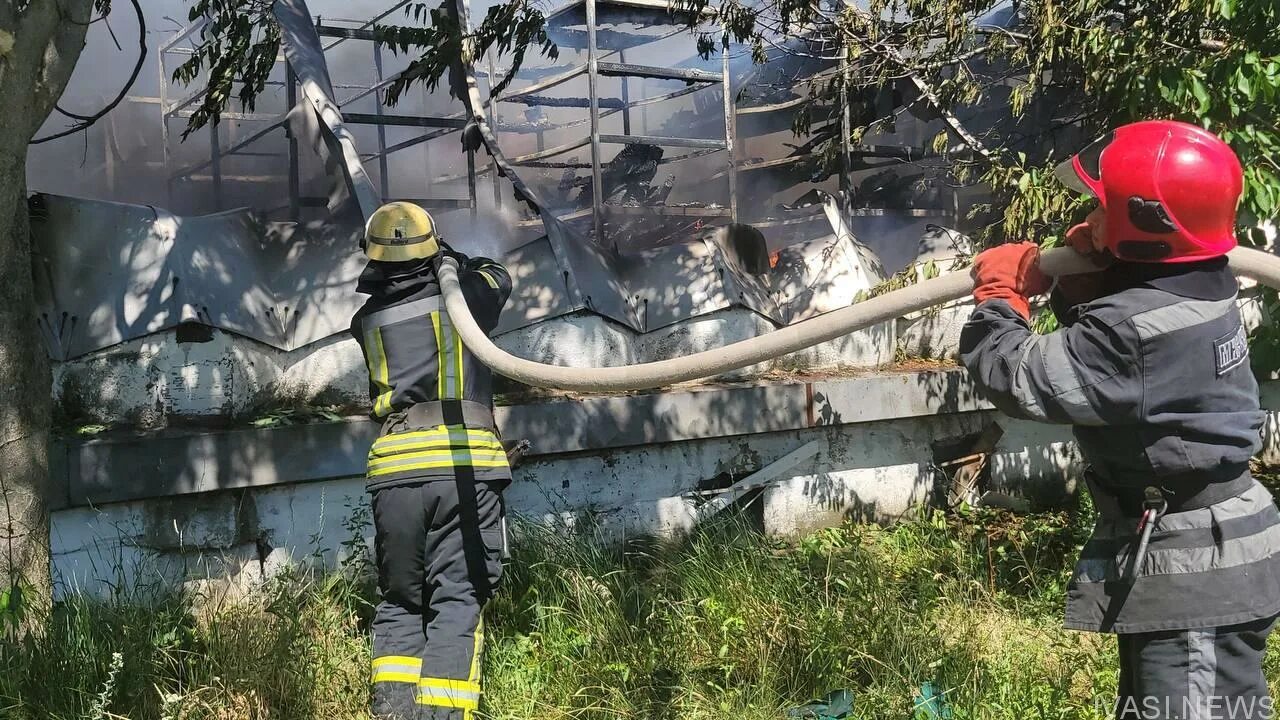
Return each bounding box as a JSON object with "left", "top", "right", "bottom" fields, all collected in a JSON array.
[{"left": 961, "top": 120, "right": 1280, "bottom": 719}]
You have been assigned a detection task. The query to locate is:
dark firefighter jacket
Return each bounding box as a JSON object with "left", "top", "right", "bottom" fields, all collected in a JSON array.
[
  {"left": 350, "top": 251, "right": 513, "bottom": 493},
  {"left": 959, "top": 257, "right": 1280, "bottom": 633}
]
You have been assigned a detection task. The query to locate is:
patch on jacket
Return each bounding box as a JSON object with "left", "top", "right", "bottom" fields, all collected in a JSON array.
[{"left": 1215, "top": 323, "right": 1249, "bottom": 376}]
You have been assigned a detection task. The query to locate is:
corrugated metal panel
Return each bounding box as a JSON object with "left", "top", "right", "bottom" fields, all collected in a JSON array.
[{"left": 30, "top": 194, "right": 365, "bottom": 359}]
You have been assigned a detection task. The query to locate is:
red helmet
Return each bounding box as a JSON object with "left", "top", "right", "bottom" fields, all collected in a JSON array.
[{"left": 1054, "top": 120, "right": 1243, "bottom": 263}]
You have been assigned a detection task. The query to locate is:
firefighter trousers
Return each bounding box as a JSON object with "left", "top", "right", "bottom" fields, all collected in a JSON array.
[
  {"left": 369, "top": 473, "right": 505, "bottom": 720},
  {"left": 1114, "top": 616, "right": 1277, "bottom": 720}
]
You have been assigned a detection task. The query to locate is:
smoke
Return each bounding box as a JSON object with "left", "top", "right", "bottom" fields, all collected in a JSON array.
[
  {"left": 437, "top": 175, "right": 530, "bottom": 260},
  {"left": 26, "top": 0, "right": 442, "bottom": 209}
]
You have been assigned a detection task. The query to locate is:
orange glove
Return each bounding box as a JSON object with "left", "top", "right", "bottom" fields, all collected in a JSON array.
[{"left": 971, "top": 242, "right": 1050, "bottom": 320}]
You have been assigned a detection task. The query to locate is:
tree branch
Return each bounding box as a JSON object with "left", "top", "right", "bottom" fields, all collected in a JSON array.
[
  {"left": 840, "top": 0, "right": 996, "bottom": 162},
  {"left": 31, "top": 0, "right": 144, "bottom": 144}
]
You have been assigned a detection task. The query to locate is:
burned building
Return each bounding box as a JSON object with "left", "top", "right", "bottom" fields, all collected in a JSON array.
[
  {"left": 32, "top": 0, "right": 1099, "bottom": 600},
  {"left": 32, "top": 0, "right": 1006, "bottom": 386}
]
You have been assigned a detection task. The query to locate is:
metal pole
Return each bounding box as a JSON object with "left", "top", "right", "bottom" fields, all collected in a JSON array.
[
  {"left": 287, "top": 63, "right": 300, "bottom": 221},
  {"left": 721, "top": 37, "right": 738, "bottom": 222},
  {"left": 423, "top": 84, "right": 432, "bottom": 200},
  {"left": 619, "top": 49, "right": 631, "bottom": 135},
  {"left": 487, "top": 52, "right": 502, "bottom": 208},
  {"left": 210, "top": 123, "right": 223, "bottom": 211},
  {"left": 105, "top": 113, "right": 117, "bottom": 199},
  {"left": 373, "top": 44, "right": 391, "bottom": 199},
  {"left": 585, "top": 0, "right": 605, "bottom": 244},
  {"left": 640, "top": 77, "right": 647, "bottom": 133},
  {"left": 467, "top": 148, "right": 478, "bottom": 220},
  {"left": 159, "top": 44, "right": 173, "bottom": 207},
  {"left": 839, "top": 49, "right": 852, "bottom": 213}
]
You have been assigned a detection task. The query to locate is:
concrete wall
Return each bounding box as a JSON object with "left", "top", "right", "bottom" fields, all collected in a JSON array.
[
  {"left": 51, "top": 410, "right": 1075, "bottom": 601},
  {"left": 49, "top": 367, "right": 1086, "bottom": 601},
  {"left": 50, "top": 363, "right": 1280, "bottom": 602}
]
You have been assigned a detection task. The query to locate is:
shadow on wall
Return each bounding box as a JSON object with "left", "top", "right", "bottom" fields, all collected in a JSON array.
[
  {"left": 50, "top": 478, "right": 373, "bottom": 603},
  {"left": 501, "top": 368, "right": 1079, "bottom": 541},
  {"left": 29, "top": 193, "right": 367, "bottom": 362},
  {"left": 66, "top": 412, "right": 376, "bottom": 509},
  {"left": 49, "top": 362, "right": 1091, "bottom": 599}
]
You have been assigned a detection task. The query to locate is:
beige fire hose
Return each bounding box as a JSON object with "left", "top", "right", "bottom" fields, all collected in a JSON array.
[{"left": 438, "top": 246, "right": 1280, "bottom": 392}]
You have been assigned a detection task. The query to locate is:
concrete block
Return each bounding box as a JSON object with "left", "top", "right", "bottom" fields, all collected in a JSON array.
[
  {"left": 1240, "top": 292, "right": 1264, "bottom": 334},
  {"left": 47, "top": 368, "right": 1097, "bottom": 599},
  {"left": 54, "top": 328, "right": 367, "bottom": 427},
  {"left": 53, "top": 331, "right": 277, "bottom": 425},
  {"left": 590, "top": 497, "right": 700, "bottom": 541},
  {"left": 51, "top": 505, "right": 183, "bottom": 601},
  {"left": 495, "top": 314, "right": 638, "bottom": 367},
  {"left": 139, "top": 492, "right": 255, "bottom": 552},
  {"left": 507, "top": 435, "right": 774, "bottom": 522},
  {"left": 1255, "top": 384, "right": 1280, "bottom": 464},
  {"left": 987, "top": 418, "right": 1080, "bottom": 505},
  {"left": 898, "top": 303, "right": 973, "bottom": 361},
  {"left": 772, "top": 234, "right": 886, "bottom": 324},
  {"left": 267, "top": 335, "right": 367, "bottom": 406},
  {"left": 773, "top": 320, "right": 895, "bottom": 372},
  {"left": 637, "top": 309, "right": 777, "bottom": 380},
  {"left": 499, "top": 383, "right": 809, "bottom": 459},
  {"left": 807, "top": 370, "right": 988, "bottom": 426},
  {"left": 763, "top": 464, "right": 931, "bottom": 536},
  {"left": 250, "top": 478, "right": 371, "bottom": 566},
  {"left": 68, "top": 422, "right": 376, "bottom": 506}
]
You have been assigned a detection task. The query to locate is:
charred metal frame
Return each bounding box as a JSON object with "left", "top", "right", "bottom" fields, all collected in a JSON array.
[
  {"left": 157, "top": 1, "right": 479, "bottom": 220},
  {"left": 149, "top": 0, "right": 951, "bottom": 238},
  {"left": 510, "top": 0, "right": 738, "bottom": 246}
]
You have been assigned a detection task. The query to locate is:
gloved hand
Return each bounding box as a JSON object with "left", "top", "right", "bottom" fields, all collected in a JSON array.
[
  {"left": 437, "top": 241, "right": 469, "bottom": 267},
  {"left": 1065, "top": 222, "right": 1098, "bottom": 256},
  {"left": 1057, "top": 215, "right": 1111, "bottom": 308},
  {"left": 971, "top": 242, "right": 1050, "bottom": 320}
]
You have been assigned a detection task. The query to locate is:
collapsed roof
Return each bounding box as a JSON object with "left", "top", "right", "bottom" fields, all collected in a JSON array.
[{"left": 31, "top": 0, "right": 990, "bottom": 363}]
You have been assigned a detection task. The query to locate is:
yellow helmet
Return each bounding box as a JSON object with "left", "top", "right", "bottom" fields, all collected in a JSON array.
[{"left": 364, "top": 202, "right": 440, "bottom": 262}]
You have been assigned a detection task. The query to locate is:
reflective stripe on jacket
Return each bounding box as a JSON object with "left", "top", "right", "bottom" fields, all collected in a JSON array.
[
  {"left": 959, "top": 258, "right": 1280, "bottom": 632},
  {"left": 351, "top": 255, "right": 513, "bottom": 490}
]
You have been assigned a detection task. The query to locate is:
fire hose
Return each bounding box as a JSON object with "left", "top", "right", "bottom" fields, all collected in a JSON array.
[{"left": 437, "top": 245, "right": 1280, "bottom": 393}]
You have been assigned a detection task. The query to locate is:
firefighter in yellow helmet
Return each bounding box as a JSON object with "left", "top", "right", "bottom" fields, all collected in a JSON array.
[{"left": 351, "top": 202, "right": 513, "bottom": 720}]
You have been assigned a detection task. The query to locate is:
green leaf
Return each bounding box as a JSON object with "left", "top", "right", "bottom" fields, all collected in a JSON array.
[
  {"left": 1238, "top": 72, "right": 1255, "bottom": 100},
  {"left": 1190, "top": 76, "right": 1211, "bottom": 114}
]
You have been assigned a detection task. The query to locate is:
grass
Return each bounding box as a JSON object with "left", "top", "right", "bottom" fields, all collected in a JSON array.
[{"left": 3, "top": 497, "right": 1274, "bottom": 719}]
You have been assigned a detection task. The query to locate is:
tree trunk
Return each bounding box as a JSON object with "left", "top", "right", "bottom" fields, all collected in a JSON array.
[{"left": 0, "top": 0, "right": 94, "bottom": 621}]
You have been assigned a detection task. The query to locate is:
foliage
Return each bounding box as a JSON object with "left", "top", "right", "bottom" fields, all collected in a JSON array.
[
  {"left": 176, "top": 0, "right": 557, "bottom": 137},
  {"left": 173, "top": 0, "right": 282, "bottom": 139},
  {"left": 377, "top": 1, "right": 558, "bottom": 104},
  {"left": 248, "top": 405, "right": 346, "bottom": 429},
  {"left": 662, "top": 0, "right": 1280, "bottom": 243},
  {"left": 0, "top": 501, "right": 1176, "bottom": 719}
]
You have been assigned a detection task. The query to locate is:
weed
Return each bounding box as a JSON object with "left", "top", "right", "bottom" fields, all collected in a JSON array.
[{"left": 0, "top": 497, "right": 1233, "bottom": 719}]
